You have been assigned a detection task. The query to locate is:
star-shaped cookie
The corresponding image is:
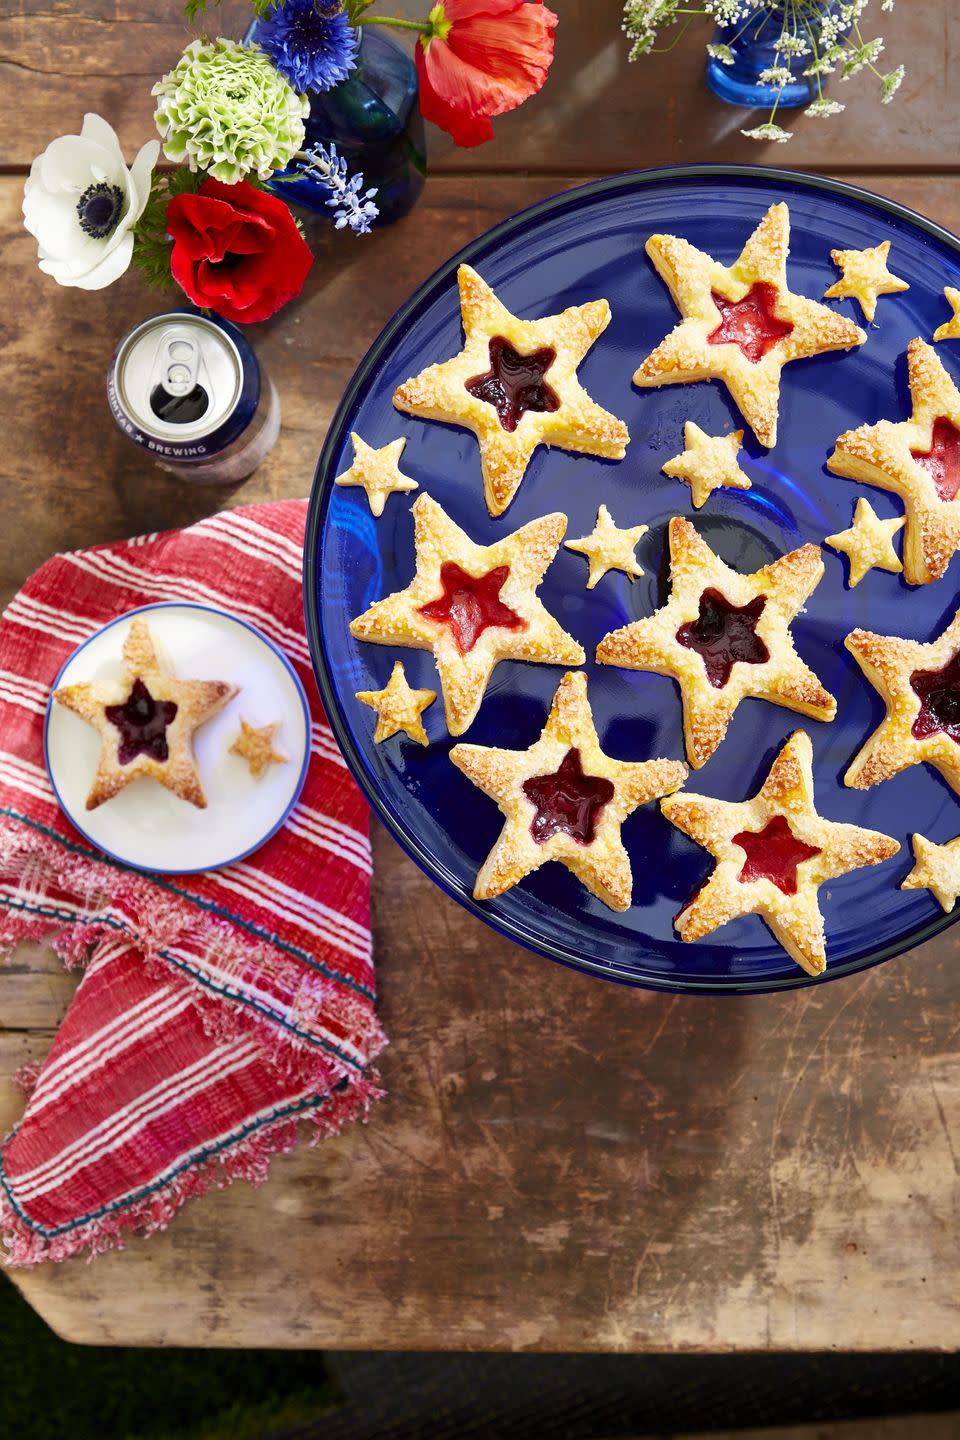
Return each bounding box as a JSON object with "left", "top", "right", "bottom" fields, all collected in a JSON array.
[
  {"left": 450, "top": 670, "right": 687, "bottom": 912},
  {"left": 662, "top": 729, "right": 899, "bottom": 976},
  {"left": 229, "top": 719, "right": 287, "bottom": 778},
  {"left": 53, "top": 618, "right": 237, "bottom": 810},
  {"left": 933, "top": 287, "right": 960, "bottom": 343},
  {"left": 356, "top": 660, "right": 436, "bottom": 746},
  {"left": 661, "top": 422, "right": 751, "bottom": 509},
  {"left": 828, "top": 338, "right": 960, "bottom": 585},
  {"left": 392, "top": 264, "right": 629, "bottom": 518},
  {"left": 564, "top": 504, "right": 648, "bottom": 588},
  {"left": 596, "top": 517, "right": 836, "bottom": 769},
  {"left": 334, "top": 432, "right": 418, "bottom": 517},
  {"left": 823, "top": 240, "right": 909, "bottom": 323},
  {"left": 350, "top": 493, "right": 584, "bottom": 736},
  {"left": 634, "top": 203, "right": 866, "bottom": 448},
  {"left": 825, "top": 497, "right": 904, "bottom": 587},
  {"left": 901, "top": 832, "right": 960, "bottom": 912},
  {"left": 844, "top": 606, "right": 960, "bottom": 796}
]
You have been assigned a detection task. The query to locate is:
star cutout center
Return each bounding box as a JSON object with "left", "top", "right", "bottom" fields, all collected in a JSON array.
[
  {"left": 823, "top": 240, "right": 909, "bottom": 323},
  {"left": 708, "top": 282, "right": 793, "bottom": 363},
  {"left": 662, "top": 422, "right": 751, "bottom": 510},
  {"left": 662, "top": 730, "right": 899, "bottom": 975},
  {"left": 229, "top": 719, "right": 287, "bottom": 778},
  {"left": 450, "top": 670, "right": 687, "bottom": 912},
  {"left": 910, "top": 650, "right": 960, "bottom": 743},
  {"left": 911, "top": 416, "right": 960, "bottom": 502},
  {"left": 902, "top": 833, "right": 960, "bottom": 913},
  {"left": 334, "top": 432, "right": 418, "bottom": 518},
  {"left": 564, "top": 504, "right": 648, "bottom": 588},
  {"left": 393, "top": 264, "right": 629, "bottom": 516},
  {"left": 596, "top": 517, "right": 836, "bottom": 769},
  {"left": 825, "top": 497, "right": 904, "bottom": 588},
  {"left": 417, "top": 562, "right": 525, "bottom": 655},
  {"left": 105, "top": 677, "right": 178, "bottom": 765},
  {"left": 356, "top": 661, "right": 437, "bottom": 747},
  {"left": 933, "top": 287, "right": 960, "bottom": 343}
]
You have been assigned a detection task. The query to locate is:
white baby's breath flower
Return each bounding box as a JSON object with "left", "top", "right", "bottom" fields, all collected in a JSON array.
[
  {"left": 741, "top": 122, "right": 793, "bottom": 143},
  {"left": 707, "top": 42, "right": 735, "bottom": 65},
  {"left": 881, "top": 0, "right": 895, "bottom": 10},
  {"left": 842, "top": 37, "right": 884, "bottom": 79},
  {"left": 881, "top": 64, "right": 905, "bottom": 102},
  {"left": 806, "top": 97, "right": 845, "bottom": 117},
  {"left": 22, "top": 112, "right": 158, "bottom": 290},
  {"left": 779, "top": 34, "right": 810, "bottom": 57},
  {"left": 758, "top": 65, "right": 793, "bottom": 87},
  {"left": 804, "top": 56, "right": 837, "bottom": 76}
]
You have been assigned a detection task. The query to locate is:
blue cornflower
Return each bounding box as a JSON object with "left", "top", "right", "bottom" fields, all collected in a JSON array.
[{"left": 256, "top": 0, "right": 359, "bottom": 94}]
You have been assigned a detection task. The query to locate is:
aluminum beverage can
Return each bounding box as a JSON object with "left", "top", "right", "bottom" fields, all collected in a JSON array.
[{"left": 107, "top": 310, "right": 280, "bottom": 485}]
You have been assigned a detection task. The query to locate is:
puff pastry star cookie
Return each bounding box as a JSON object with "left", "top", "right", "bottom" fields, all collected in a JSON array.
[
  {"left": 356, "top": 661, "right": 436, "bottom": 746},
  {"left": 661, "top": 422, "right": 751, "bottom": 510},
  {"left": 823, "top": 240, "right": 909, "bottom": 323},
  {"left": 662, "top": 729, "right": 899, "bottom": 976},
  {"left": 596, "top": 517, "right": 836, "bottom": 769},
  {"left": 634, "top": 203, "right": 866, "bottom": 448},
  {"left": 933, "top": 287, "right": 960, "bottom": 343},
  {"left": 828, "top": 338, "right": 960, "bottom": 585},
  {"left": 450, "top": 670, "right": 687, "bottom": 912},
  {"left": 565, "top": 504, "right": 648, "bottom": 588},
  {"left": 350, "top": 493, "right": 584, "bottom": 736},
  {"left": 901, "top": 833, "right": 960, "bottom": 912},
  {"left": 229, "top": 719, "right": 287, "bottom": 778},
  {"left": 825, "top": 497, "right": 904, "bottom": 587},
  {"left": 53, "top": 618, "right": 237, "bottom": 810},
  {"left": 334, "top": 432, "right": 417, "bottom": 517},
  {"left": 844, "top": 606, "right": 960, "bottom": 797},
  {"left": 393, "top": 264, "right": 629, "bottom": 518}
]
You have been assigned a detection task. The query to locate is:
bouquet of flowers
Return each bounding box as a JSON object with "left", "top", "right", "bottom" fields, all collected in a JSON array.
[
  {"left": 22, "top": 0, "right": 558, "bottom": 323},
  {"left": 622, "top": 0, "right": 904, "bottom": 143}
]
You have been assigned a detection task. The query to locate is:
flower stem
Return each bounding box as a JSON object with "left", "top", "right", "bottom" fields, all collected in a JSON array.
[{"left": 355, "top": 15, "right": 433, "bottom": 32}]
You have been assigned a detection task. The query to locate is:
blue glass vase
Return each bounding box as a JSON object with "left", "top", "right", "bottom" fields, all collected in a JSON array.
[
  {"left": 706, "top": 4, "right": 837, "bottom": 110},
  {"left": 245, "top": 25, "right": 426, "bottom": 226}
]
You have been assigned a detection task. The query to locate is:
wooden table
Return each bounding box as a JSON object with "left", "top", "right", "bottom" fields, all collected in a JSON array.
[{"left": 2, "top": 0, "right": 959, "bottom": 1351}]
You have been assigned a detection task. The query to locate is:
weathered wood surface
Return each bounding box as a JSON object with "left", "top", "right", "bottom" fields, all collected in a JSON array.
[
  {"left": 0, "top": 0, "right": 947, "bottom": 176},
  {"left": 3, "top": 153, "right": 960, "bottom": 1347}
]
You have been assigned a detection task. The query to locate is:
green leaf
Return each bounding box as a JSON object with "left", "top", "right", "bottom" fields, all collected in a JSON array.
[{"left": 131, "top": 168, "right": 204, "bottom": 292}]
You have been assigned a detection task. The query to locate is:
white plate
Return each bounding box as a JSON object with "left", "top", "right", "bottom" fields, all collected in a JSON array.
[{"left": 45, "top": 603, "right": 310, "bottom": 873}]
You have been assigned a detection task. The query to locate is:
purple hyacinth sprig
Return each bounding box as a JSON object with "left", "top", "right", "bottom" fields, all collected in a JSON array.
[{"left": 300, "top": 142, "right": 379, "bottom": 234}]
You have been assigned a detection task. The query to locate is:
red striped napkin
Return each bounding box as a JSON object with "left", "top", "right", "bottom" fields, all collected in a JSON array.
[{"left": 0, "top": 500, "right": 383, "bottom": 1264}]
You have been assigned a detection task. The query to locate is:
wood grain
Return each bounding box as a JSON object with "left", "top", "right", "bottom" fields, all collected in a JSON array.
[
  {"left": 0, "top": 0, "right": 949, "bottom": 176},
  {"left": 3, "top": 153, "right": 960, "bottom": 1348}
]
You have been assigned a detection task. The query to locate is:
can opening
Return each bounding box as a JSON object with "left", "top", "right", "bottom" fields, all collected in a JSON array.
[{"left": 150, "top": 382, "right": 209, "bottom": 425}]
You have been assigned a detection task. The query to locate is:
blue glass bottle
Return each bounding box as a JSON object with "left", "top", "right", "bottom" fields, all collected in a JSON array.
[
  {"left": 246, "top": 24, "right": 426, "bottom": 226},
  {"left": 706, "top": 5, "right": 832, "bottom": 110}
]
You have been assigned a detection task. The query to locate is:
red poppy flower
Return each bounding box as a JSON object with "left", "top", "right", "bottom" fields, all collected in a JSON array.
[
  {"left": 416, "top": 0, "right": 559, "bottom": 148},
  {"left": 165, "top": 178, "right": 312, "bottom": 325}
]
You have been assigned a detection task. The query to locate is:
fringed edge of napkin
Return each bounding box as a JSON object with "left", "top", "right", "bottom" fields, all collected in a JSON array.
[{"left": 0, "top": 816, "right": 386, "bottom": 1264}]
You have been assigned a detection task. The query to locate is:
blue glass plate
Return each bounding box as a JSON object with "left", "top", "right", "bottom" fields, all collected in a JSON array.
[{"left": 305, "top": 165, "right": 960, "bottom": 994}]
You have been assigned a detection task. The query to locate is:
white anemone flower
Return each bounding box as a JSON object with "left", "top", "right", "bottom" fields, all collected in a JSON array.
[{"left": 23, "top": 114, "right": 159, "bottom": 291}]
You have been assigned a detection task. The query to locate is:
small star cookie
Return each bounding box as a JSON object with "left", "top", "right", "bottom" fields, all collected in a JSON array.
[
  {"left": 901, "top": 832, "right": 960, "bottom": 912},
  {"left": 350, "top": 493, "right": 584, "bottom": 736},
  {"left": 828, "top": 338, "right": 960, "bottom": 585},
  {"left": 844, "top": 606, "right": 960, "bottom": 797},
  {"left": 661, "top": 422, "right": 751, "bottom": 509},
  {"left": 450, "top": 670, "right": 687, "bottom": 912},
  {"left": 596, "top": 517, "right": 836, "bottom": 769},
  {"left": 393, "top": 264, "right": 629, "bottom": 518},
  {"left": 356, "top": 661, "right": 436, "bottom": 746},
  {"left": 825, "top": 497, "right": 904, "bottom": 587},
  {"left": 933, "top": 287, "right": 960, "bottom": 343},
  {"left": 634, "top": 202, "right": 866, "bottom": 448},
  {"left": 662, "top": 729, "right": 899, "bottom": 976},
  {"left": 564, "top": 504, "right": 648, "bottom": 588},
  {"left": 229, "top": 719, "right": 287, "bottom": 778},
  {"left": 334, "top": 432, "right": 417, "bottom": 517},
  {"left": 823, "top": 240, "right": 909, "bottom": 323},
  {"left": 53, "top": 618, "right": 237, "bottom": 810}
]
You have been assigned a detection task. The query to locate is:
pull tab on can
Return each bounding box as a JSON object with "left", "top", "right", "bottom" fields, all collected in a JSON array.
[{"left": 149, "top": 327, "right": 210, "bottom": 426}]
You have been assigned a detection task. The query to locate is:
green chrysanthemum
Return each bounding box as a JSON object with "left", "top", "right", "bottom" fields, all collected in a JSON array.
[{"left": 152, "top": 38, "right": 309, "bottom": 184}]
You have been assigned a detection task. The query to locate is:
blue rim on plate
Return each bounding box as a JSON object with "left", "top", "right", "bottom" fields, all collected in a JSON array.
[
  {"left": 44, "top": 602, "right": 311, "bottom": 875},
  {"left": 304, "top": 163, "right": 960, "bottom": 995}
]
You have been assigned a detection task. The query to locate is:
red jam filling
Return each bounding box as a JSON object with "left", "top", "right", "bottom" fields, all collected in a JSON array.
[
  {"left": 105, "top": 678, "right": 178, "bottom": 766},
  {"left": 465, "top": 335, "right": 560, "bottom": 432},
  {"left": 522, "top": 747, "right": 615, "bottom": 847},
  {"left": 910, "top": 650, "right": 960, "bottom": 743},
  {"left": 910, "top": 417, "right": 960, "bottom": 502},
  {"left": 676, "top": 588, "right": 769, "bottom": 689},
  {"left": 733, "top": 815, "right": 821, "bottom": 895},
  {"left": 708, "top": 282, "right": 793, "bottom": 364},
  {"left": 418, "top": 562, "right": 526, "bottom": 655}
]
